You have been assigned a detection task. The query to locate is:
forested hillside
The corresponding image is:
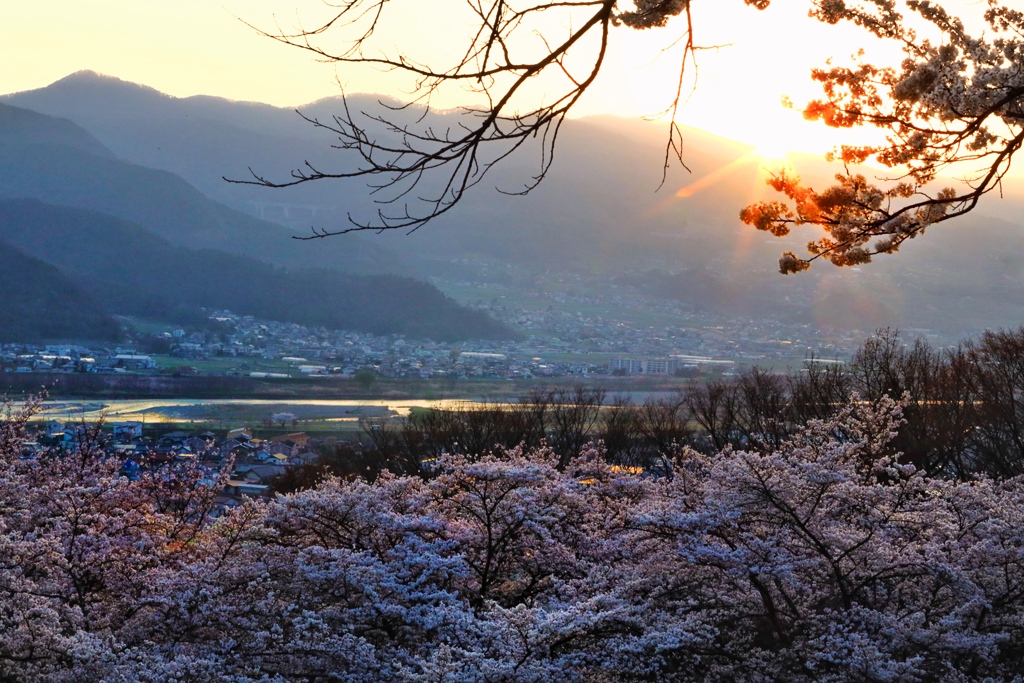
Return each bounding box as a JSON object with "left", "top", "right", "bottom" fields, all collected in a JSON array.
[
  {"left": 0, "top": 238, "right": 120, "bottom": 341},
  {"left": 0, "top": 101, "right": 514, "bottom": 342},
  {"left": 0, "top": 200, "right": 512, "bottom": 341}
]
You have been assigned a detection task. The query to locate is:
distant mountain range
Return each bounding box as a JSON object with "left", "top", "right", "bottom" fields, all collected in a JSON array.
[
  {"left": 0, "top": 99, "right": 512, "bottom": 342},
  {"left": 0, "top": 99, "right": 406, "bottom": 276},
  {"left": 6, "top": 71, "right": 1024, "bottom": 340},
  {"left": 1, "top": 71, "right": 779, "bottom": 271}
]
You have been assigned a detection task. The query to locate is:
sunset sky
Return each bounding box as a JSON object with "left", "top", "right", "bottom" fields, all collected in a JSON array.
[{"left": 1, "top": 0, "right": 916, "bottom": 156}]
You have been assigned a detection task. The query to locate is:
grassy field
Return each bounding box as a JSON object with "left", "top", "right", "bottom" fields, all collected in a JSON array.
[{"left": 150, "top": 355, "right": 302, "bottom": 375}]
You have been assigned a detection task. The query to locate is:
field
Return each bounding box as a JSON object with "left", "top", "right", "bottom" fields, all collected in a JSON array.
[{"left": 153, "top": 357, "right": 303, "bottom": 376}]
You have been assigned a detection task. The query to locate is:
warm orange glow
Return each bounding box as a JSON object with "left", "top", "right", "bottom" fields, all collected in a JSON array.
[
  {"left": 675, "top": 151, "right": 758, "bottom": 198},
  {"left": 752, "top": 141, "right": 790, "bottom": 166},
  {"left": 0, "top": 0, "right": 901, "bottom": 141},
  {"left": 0, "top": 0, "right": 954, "bottom": 169}
]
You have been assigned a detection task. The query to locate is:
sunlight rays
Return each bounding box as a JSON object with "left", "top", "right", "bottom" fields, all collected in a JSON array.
[{"left": 674, "top": 146, "right": 788, "bottom": 199}]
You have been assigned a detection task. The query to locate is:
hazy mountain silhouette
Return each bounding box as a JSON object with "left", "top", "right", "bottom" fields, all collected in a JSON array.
[
  {"left": 0, "top": 71, "right": 908, "bottom": 273},
  {"left": 0, "top": 101, "right": 113, "bottom": 159},
  {"left": 2, "top": 72, "right": 365, "bottom": 211},
  {"left": 7, "top": 72, "right": 1024, "bottom": 338},
  {"left": 0, "top": 200, "right": 513, "bottom": 341},
  {"left": 0, "top": 99, "right": 411, "bottom": 276},
  {"left": 1, "top": 72, "right": 804, "bottom": 270}
]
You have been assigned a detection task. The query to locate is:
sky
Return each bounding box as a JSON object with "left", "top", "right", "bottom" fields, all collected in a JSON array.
[{"left": 1, "top": 0, "right": 913, "bottom": 156}]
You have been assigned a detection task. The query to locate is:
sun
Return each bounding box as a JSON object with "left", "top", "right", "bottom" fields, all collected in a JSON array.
[{"left": 752, "top": 139, "right": 791, "bottom": 164}]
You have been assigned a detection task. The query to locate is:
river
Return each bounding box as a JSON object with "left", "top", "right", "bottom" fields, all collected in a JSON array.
[{"left": 29, "top": 398, "right": 488, "bottom": 424}]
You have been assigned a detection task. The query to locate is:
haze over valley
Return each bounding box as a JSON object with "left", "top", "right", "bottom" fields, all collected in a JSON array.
[{"left": 3, "top": 71, "right": 1024, "bottom": 367}]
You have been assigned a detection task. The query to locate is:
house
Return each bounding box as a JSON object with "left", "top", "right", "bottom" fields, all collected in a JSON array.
[
  {"left": 113, "top": 354, "right": 157, "bottom": 370},
  {"left": 220, "top": 438, "right": 255, "bottom": 459},
  {"left": 113, "top": 422, "right": 143, "bottom": 441},
  {"left": 159, "top": 430, "right": 191, "bottom": 445},
  {"left": 152, "top": 445, "right": 178, "bottom": 461},
  {"left": 267, "top": 440, "right": 297, "bottom": 458},
  {"left": 271, "top": 432, "right": 309, "bottom": 448},
  {"left": 62, "top": 425, "right": 91, "bottom": 444},
  {"left": 184, "top": 435, "right": 212, "bottom": 456},
  {"left": 255, "top": 450, "right": 292, "bottom": 465},
  {"left": 292, "top": 451, "right": 320, "bottom": 466},
  {"left": 239, "top": 464, "right": 289, "bottom": 485},
  {"left": 223, "top": 480, "right": 271, "bottom": 498}
]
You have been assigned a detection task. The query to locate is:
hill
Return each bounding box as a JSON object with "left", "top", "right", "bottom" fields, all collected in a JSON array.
[
  {"left": 0, "top": 238, "right": 120, "bottom": 342},
  {"left": 0, "top": 101, "right": 113, "bottom": 158},
  {"left": 0, "top": 200, "right": 513, "bottom": 342},
  {"left": 8, "top": 70, "right": 999, "bottom": 275},
  {"left": 0, "top": 72, "right": 833, "bottom": 282}
]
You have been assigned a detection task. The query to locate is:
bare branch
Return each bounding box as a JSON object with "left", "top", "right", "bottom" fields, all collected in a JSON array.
[{"left": 229, "top": 0, "right": 770, "bottom": 235}]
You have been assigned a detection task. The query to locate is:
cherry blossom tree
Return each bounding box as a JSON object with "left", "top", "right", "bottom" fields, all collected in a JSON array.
[
  {"left": 0, "top": 400, "right": 236, "bottom": 681},
  {"left": 742, "top": 0, "right": 1024, "bottom": 272},
  {"left": 5, "top": 392, "right": 1024, "bottom": 680}
]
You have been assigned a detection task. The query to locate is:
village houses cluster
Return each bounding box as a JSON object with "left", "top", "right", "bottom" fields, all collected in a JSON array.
[
  {"left": 0, "top": 304, "right": 864, "bottom": 382},
  {"left": 24, "top": 418, "right": 334, "bottom": 507}
]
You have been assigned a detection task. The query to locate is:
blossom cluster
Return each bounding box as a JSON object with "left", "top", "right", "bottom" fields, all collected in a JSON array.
[{"left": 743, "top": 0, "right": 1024, "bottom": 272}]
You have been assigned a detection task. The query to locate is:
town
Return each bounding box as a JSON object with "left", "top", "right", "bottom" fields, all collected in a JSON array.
[
  {"left": 23, "top": 416, "right": 353, "bottom": 507},
  {"left": 0, "top": 300, "right": 869, "bottom": 384}
]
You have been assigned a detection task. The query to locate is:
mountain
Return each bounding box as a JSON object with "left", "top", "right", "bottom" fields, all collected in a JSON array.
[
  {"left": 0, "top": 200, "right": 513, "bottom": 342},
  {"left": 8, "top": 72, "right": 1024, "bottom": 339},
  {"left": 0, "top": 71, "right": 904, "bottom": 273},
  {"left": 0, "top": 100, "right": 411, "bottom": 276},
  {"left": 0, "top": 72, "right": 805, "bottom": 272},
  {"left": 1, "top": 71, "right": 360, "bottom": 212},
  {"left": 0, "top": 101, "right": 113, "bottom": 159},
  {"left": 0, "top": 238, "right": 120, "bottom": 342}
]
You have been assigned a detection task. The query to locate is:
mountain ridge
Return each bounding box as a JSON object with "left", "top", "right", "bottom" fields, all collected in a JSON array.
[
  {"left": 0, "top": 199, "right": 514, "bottom": 342},
  {"left": 0, "top": 100, "right": 414, "bottom": 276},
  {"left": 8, "top": 72, "right": 1024, "bottom": 340}
]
